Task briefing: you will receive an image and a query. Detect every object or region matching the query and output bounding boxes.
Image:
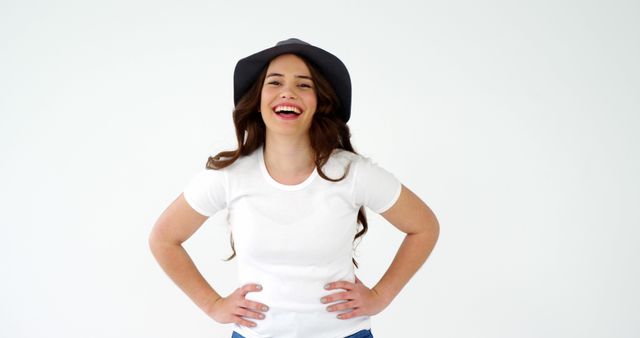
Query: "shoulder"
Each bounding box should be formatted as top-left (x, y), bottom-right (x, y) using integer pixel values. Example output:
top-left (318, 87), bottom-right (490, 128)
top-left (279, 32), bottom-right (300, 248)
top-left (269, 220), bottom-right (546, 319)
top-left (329, 148), bottom-right (359, 163)
top-left (322, 148), bottom-right (390, 183)
top-left (322, 148), bottom-right (360, 177)
top-left (331, 149), bottom-right (388, 172)
top-left (213, 149), bottom-right (260, 173)
top-left (186, 167), bottom-right (227, 189)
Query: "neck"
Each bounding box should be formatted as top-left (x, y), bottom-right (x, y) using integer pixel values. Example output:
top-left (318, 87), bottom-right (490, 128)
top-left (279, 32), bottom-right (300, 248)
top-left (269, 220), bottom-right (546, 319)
top-left (263, 132), bottom-right (315, 176)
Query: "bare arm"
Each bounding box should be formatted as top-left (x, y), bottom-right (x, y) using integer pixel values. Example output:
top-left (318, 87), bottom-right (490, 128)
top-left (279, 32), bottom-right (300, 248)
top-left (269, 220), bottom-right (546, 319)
top-left (323, 184), bottom-right (440, 318)
top-left (149, 193), bottom-right (218, 309)
top-left (373, 184), bottom-right (440, 304)
top-left (149, 193), bottom-right (268, 328)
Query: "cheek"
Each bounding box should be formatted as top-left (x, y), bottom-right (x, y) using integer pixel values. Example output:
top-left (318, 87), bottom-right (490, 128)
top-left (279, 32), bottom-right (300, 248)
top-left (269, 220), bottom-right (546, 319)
top-left (304, 93), bottom-right (318, 110)
top-left (260, 92), bottom-right (270, 111)
top-left (260, 88), bottom-right (280, 109)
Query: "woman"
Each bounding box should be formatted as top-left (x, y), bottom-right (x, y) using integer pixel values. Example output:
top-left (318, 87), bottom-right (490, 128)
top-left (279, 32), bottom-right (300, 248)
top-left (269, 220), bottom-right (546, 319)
top-left (149, 38), bottom-right (440, 338)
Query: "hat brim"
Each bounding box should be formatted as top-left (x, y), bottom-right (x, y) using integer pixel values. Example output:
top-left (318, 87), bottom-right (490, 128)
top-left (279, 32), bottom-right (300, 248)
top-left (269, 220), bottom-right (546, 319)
top-left (233, 41), bottom-right (351, 122)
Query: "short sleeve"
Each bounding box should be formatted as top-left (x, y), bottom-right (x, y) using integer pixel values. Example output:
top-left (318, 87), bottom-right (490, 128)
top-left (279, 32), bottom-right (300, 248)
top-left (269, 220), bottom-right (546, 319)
top-left (352, 156), bottom-right (402, 214)
top-left (183, 169), bottom-right (228, 217)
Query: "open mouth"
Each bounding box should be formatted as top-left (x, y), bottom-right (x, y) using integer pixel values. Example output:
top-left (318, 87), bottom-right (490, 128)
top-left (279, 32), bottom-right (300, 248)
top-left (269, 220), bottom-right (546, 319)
top-left (274, 105), bottom-right (302, 119)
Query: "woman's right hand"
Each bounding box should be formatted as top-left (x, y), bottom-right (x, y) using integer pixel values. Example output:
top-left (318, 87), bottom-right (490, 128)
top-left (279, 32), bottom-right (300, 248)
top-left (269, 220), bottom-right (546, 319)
top-left (204, 284), bottom-right (269, 328)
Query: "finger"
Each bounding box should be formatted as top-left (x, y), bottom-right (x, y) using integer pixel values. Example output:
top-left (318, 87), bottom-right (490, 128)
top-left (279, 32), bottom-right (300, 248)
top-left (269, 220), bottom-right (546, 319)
top-left (234, 316), bottom-right (258, 328)
top-left (324, 281), bottom-right (354, 291)
top-left (337, 309), bottom-right (361, 320)
top-left (234, 308), bottom-right (266, 320)
top-left (239, 284), bottom-right (263, 297)
top-left (321, 291), bottom-right (354, 304)
top-left (242, 299), bottom-right (270, 312)
top-left (326, 300), bottom-right (358, 312)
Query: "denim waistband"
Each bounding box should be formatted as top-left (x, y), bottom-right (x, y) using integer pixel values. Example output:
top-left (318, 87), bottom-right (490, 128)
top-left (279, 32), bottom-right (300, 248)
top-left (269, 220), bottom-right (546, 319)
top-left (231, 328), bottom-right (373, 338)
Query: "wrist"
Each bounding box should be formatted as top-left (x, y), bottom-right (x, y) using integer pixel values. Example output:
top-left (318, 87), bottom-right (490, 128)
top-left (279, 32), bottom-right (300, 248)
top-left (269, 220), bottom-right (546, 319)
top-left (371, 285), bottom-right (395, 308)
top-left (201, 294), bottom-right (223, 315)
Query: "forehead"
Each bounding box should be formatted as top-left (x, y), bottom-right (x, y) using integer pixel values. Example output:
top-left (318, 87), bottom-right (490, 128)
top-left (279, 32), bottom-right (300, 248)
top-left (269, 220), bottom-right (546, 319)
top-left (266, 53), bottom-right (311, 75)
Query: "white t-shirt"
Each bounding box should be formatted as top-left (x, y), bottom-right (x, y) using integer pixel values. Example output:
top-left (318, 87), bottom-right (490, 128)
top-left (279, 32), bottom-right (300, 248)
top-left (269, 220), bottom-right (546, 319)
top-left (183, 145), bottom-right (402, 338)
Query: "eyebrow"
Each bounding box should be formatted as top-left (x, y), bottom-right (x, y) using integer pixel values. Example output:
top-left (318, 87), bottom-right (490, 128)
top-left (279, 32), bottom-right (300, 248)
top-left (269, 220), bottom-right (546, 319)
top-left (266, 72), bottom-right (313, 80)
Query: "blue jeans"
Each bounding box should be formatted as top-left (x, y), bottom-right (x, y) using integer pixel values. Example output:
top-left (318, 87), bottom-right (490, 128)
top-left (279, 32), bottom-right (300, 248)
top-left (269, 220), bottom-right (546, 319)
top-left (231, 329), bottom-right (373, 338)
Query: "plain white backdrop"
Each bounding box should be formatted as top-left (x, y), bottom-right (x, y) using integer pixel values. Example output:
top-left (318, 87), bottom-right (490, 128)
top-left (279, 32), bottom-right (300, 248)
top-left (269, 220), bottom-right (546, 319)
top-left (1, 0), bottom-right (638, 337)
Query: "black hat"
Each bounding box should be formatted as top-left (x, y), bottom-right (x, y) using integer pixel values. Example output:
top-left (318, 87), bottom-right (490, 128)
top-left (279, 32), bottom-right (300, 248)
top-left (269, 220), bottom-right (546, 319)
top-left (233, 38), bottom-right (352, 122)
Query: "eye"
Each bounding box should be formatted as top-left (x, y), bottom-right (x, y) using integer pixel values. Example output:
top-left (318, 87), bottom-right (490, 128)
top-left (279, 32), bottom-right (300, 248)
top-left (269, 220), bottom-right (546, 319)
top-left (267, 80), bottom-right (281, 86)
top-left (299, 83), bottom-right (313, 88)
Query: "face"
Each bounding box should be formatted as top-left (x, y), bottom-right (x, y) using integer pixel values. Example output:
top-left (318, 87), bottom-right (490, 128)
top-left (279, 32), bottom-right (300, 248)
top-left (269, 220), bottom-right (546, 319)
top-left (260, 53), bottom-right (317, 137)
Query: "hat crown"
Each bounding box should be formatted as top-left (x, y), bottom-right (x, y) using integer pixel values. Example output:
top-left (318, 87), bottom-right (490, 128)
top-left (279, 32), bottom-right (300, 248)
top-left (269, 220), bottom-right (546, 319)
top-left (275, 38), bottom-right (310, 47)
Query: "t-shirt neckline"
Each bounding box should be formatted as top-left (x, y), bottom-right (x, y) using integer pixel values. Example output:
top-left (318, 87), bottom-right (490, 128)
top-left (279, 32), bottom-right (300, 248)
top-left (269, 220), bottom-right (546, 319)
top-left (258, 145), bottom-right (318, 191)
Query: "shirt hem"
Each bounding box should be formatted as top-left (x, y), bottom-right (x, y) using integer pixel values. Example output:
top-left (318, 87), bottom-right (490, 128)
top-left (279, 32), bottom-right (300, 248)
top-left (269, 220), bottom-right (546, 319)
top-left (374, 180), bottom-right (402, 214)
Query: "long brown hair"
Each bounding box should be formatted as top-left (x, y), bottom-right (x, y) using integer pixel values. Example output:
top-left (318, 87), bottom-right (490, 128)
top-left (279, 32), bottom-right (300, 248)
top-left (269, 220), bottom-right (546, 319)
top-left (206, 54), bottom-right (369, 268)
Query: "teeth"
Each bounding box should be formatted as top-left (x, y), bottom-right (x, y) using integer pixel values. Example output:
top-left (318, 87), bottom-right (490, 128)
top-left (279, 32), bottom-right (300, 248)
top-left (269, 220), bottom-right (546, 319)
top-left (274, 105), bottom-right (301, 114)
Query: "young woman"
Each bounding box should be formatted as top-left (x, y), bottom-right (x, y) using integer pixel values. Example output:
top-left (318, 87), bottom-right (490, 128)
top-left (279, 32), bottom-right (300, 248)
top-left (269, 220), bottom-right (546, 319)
top-left (149, 38), bottom-right (440, 338)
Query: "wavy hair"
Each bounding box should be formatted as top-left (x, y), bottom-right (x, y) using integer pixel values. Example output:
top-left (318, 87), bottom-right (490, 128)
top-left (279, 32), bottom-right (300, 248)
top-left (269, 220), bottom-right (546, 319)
top-left (206, 54), bottom-right (369, 268)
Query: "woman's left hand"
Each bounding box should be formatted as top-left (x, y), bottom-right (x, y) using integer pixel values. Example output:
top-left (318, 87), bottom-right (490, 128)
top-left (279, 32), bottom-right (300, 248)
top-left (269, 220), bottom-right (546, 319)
top-left (321, 276), bottom-right (389, 319)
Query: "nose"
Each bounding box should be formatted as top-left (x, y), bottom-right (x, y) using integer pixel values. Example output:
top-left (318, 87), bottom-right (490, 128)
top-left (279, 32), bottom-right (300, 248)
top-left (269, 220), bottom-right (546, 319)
top-left (279, 84), bottom-right (297, 99)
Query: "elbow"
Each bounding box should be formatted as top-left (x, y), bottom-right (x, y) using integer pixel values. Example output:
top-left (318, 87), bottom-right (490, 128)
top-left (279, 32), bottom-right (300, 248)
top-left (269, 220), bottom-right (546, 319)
top-left (415, 211), bottom-right (439, 248)
top-left (148, 225), bottom-right (162, 257)
top-left (148, 222), bottom-right (178, 257)
top-left (426, 211), bottom-right (440, 242)
top-left (430, 218), bottom-right (440, 245)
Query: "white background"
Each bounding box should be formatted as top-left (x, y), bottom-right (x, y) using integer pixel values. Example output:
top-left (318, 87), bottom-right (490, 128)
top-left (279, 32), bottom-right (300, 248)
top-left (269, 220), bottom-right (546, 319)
top-left (1, 0), bottom-right (639, 337)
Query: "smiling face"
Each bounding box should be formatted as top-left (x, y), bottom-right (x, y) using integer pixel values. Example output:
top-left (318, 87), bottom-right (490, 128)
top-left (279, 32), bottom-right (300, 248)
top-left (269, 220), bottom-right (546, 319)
top-left (260, 53), bottom-right (317, 137)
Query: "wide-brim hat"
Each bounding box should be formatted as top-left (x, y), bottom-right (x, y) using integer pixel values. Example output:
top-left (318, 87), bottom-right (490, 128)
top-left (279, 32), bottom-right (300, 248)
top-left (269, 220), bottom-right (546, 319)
top-left (233, 38), bottom-right (352, 122)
